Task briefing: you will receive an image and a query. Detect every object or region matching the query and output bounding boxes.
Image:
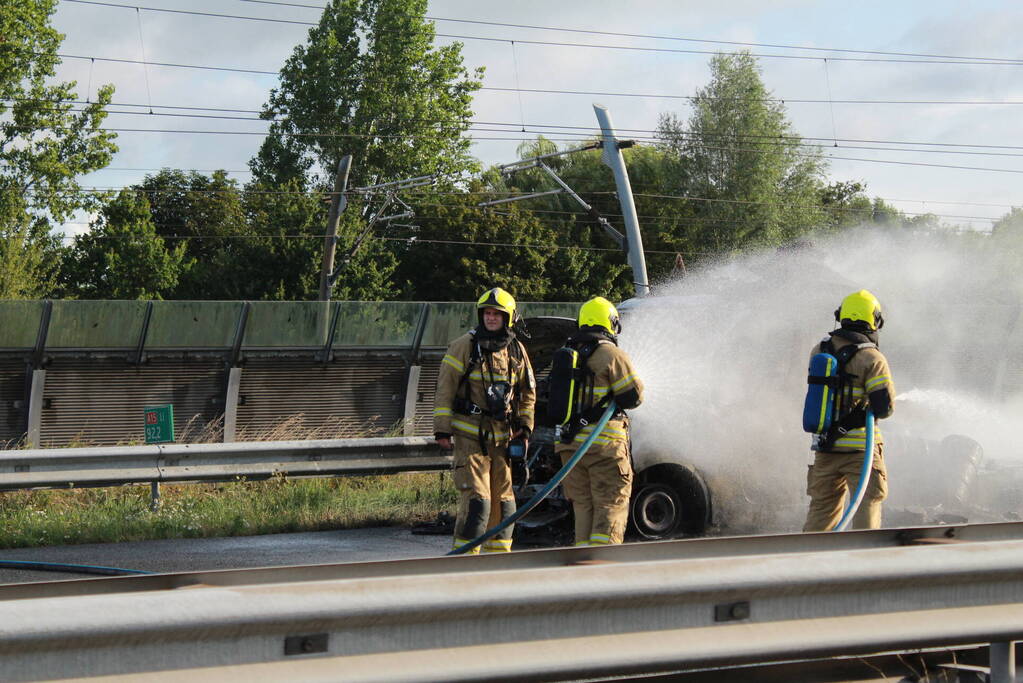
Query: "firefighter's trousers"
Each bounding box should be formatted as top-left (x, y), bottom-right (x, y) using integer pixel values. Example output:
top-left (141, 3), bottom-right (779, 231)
top-left (803, 443), bottom-right (888, 532)
top-left (451, 434), bottom-right (516, 554)
top-left (559, 439), bottom-right (633, 545)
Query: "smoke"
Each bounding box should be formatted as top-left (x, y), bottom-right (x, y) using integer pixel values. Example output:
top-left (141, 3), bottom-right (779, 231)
top-left (620, 227), bottom-right (1023, 533)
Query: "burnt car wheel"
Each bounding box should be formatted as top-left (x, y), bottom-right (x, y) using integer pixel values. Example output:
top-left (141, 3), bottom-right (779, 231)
top-left (630, 482), bottom-right (682, 540)
top-left (628, 462), bottom-right (711, 541)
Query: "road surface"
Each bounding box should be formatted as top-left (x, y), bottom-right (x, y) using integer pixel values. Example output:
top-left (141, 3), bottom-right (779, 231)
top-left (0, 526), bottom-right (452, 584)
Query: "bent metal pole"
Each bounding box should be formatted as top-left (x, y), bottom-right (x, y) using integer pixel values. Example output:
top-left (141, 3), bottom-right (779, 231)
top-left (593, 104), bottom-right (650, 297)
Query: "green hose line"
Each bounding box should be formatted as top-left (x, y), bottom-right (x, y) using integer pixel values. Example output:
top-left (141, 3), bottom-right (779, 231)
top-left (448, 401), bottom-right (619, 556)
top-left (832, 409), bottom-right (875, 532)
top-left (0, 560), bottom-right (152, 576)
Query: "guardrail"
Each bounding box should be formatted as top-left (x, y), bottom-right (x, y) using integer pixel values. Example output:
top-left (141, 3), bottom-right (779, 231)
top-left (0, 522), bottom-right (1021, 681)
top-left (0, 437), bottom-right (449, 492)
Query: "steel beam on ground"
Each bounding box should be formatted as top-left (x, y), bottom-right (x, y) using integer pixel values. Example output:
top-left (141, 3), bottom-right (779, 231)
top-left (1, 524), bottom-right (1023, 681)
top-left (0, 436), bottom-right (449, 490)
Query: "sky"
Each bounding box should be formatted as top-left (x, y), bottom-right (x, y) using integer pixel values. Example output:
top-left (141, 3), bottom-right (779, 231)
top-left (49, 0), bottom-right (1023, 235)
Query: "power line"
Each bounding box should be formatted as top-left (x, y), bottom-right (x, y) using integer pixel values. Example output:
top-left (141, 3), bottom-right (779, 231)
top-left (56, 227), bottom-right (690, 254)
top-left (60, 0), bottom-right (1023, 66)
top-left (23, 83), bottom-right (1023, 158)
top-left (229, 0), bottom-right (1023, 66)
top-left (53, 124), bottom-right (1023, 173)
top-left (38, 186), bottom-right (1011, 225)
top-left (54, 53), bottom-right (1023, 107)
top-left (42, 102), bottom-right (1023, 161)
top-left (25, 92), bottom-right (1023, 158)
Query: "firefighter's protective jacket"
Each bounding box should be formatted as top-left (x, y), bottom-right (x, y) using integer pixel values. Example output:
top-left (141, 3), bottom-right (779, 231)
top-left (808, 335), bottom-right (895, 453)
top-left (434, 332), bottom-right (536, 443)
top-left (561, 340), bottom-right (644, 447)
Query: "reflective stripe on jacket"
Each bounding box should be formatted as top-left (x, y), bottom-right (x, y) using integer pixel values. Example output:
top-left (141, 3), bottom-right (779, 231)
top-left (433, 331), bottom-right (536, 443)
top-left (808, 336), bottom-right (895, 453)
top-left (564, 342), bottom-right (643, 447)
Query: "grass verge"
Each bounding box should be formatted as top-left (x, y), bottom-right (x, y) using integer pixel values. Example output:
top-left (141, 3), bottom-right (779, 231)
top-left (0, 473), bottom-right (456, 550)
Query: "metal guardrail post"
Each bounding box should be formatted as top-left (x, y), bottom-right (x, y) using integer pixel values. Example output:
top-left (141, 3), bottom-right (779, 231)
top-left (133, 301), bottom-right (154, 366)
top-left (221, 303), bottom-right (251, 442)
top-left (24, 300), bottom-right (53, 445)
top-left (990, 640), bottom-right (1016, 683)
top-left (402, 367), bottom-right (422, 437)
top-left (149, 481), bottom-right (161, 511)
top-left (320, 301), bottom-right (342, 365)
top-left (402, 303), bottom-right (430, 436)
top-left (223, 367), bottom-right (242, 443)
top-left (26, 370), bottom-right (45, 448)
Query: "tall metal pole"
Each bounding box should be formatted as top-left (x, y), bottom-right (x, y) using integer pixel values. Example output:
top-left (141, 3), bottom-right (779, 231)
top-left (319, 155), bottom-right (352, 302)
top-left (593, 104), bottom-right (650, 297)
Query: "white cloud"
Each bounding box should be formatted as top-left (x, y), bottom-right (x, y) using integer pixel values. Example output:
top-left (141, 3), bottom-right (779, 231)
top-left (47, 0), bottom-right (1023, 229)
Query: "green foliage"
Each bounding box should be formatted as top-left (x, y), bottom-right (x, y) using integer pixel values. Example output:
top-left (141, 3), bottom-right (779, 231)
top-left (391, 187), bottom-right (553, 301)
top-left (0, 474), bottom-right (455, 549)
top-left (59, 170), bottom-right (399, 301)
top-left (57, 190), bottom-right (189, 299)
top-left (135, 170), bottom-right (250, 299)
top-left (0, 0), bottom-right (117, 298)
top-left (235, 178), bottom-right (325, 300)
top-left (658, 52), bottom-right (827, 255)
top-left (992, 207), bottom-right (1023, 239)
top-left (984, 207), bottom-right (1023, 299)
top-left (492, 138), bottom-right (647, 300)
top-left (252, 0), bottom-right (482, 189)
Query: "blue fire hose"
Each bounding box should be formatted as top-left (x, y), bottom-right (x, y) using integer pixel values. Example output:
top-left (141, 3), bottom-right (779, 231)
top-left (448, 401), bottom-right (618, 556)
top-left (832, 409), bottom-right (874, 532)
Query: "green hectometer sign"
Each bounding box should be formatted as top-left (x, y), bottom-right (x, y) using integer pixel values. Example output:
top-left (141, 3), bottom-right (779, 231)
top-left (144, 404), bottom-right (175, 444)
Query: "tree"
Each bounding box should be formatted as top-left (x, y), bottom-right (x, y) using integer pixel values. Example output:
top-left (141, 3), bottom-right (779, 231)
top-left (136, 170), bottom-right (250, 299)
top-left (1, 0), bottom-right (117, 297)
top-left (58, 190), bottom-right (189, 299)
top-left (251, 0), bottom-right (482, 190)
top-left (390, 186), bottom-right (553, 302)
top-left (658, 52), bottom-right (827, 254)
top-left (492, 138), bottom-right (655, 299)
top-left (240, 179), bottom-right (397, 301)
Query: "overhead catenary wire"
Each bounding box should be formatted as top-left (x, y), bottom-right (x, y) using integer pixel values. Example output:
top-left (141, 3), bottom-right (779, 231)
top-left (37, 105), bottom-right (1023, 161)
top-left (25, 122), bottom-right (1023, 174)
top-left (18, 89), bottom-right (1023, 165)
top-left (32, 185), bottom-right (1020, 224)
top-left (49, 50), bottom-right (1023, 106)
top-left (59, 0), bottom-right (1023, 66)
top-left (18, 173), bottom-right (1021, 211)
top-left (238, 0), bottom-right (1023, 67)
top-left (25, 9), bottom-right (1023, 213)
top-left (18, 110), bottom-right (1023, 172)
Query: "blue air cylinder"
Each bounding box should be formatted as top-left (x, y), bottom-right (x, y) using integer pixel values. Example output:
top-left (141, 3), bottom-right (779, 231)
top-left (803, 352), bottom-right (839, 434)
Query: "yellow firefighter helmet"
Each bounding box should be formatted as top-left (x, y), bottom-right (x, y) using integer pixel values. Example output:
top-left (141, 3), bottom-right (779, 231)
top-left (476, 287), bottom-right (517, 328)
top-left (578, 296), bottom-right (622, 335)
top-left (835, 289), bottom-right (884, 330)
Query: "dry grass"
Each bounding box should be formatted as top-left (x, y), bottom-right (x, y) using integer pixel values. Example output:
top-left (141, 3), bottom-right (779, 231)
top-left (0, 415), bottom-right (452, 548)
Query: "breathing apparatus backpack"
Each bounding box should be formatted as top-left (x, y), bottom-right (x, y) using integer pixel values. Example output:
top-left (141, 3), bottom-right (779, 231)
top-left (802, 336), bottom-right (876, 444)
top-left (547, 341), bottom-right (609, 444)
top-left (451, 336), bottom-right (523, 424)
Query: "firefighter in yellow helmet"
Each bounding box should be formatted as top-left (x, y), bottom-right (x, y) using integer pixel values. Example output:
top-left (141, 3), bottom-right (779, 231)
top-left (433, 288), bottom-right (536, 554)
top-left (556, 296), bottom-right (644, 546)
top-left (804, 290), bottom-right (896, 531)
